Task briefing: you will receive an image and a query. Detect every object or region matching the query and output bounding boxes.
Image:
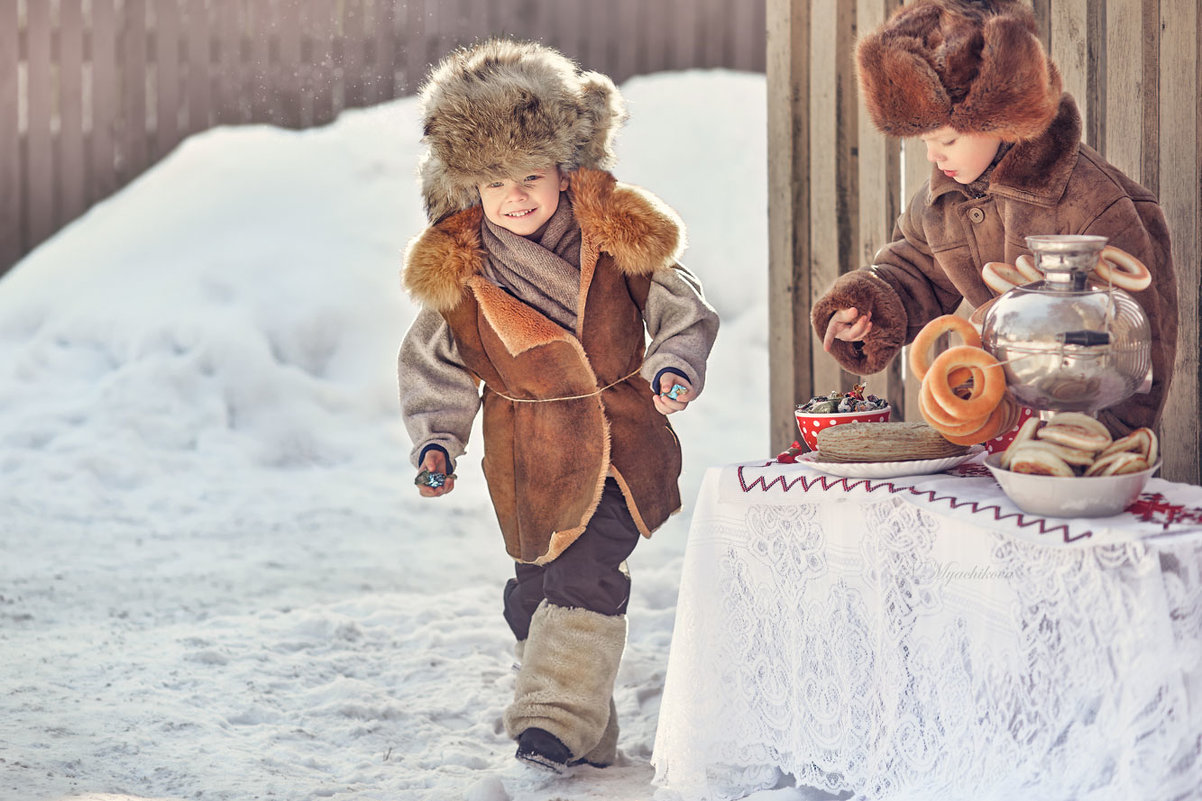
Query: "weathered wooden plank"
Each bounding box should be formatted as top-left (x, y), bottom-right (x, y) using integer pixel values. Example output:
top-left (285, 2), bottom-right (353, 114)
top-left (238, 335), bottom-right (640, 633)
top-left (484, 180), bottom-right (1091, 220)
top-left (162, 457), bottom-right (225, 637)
top-left (371, 0), bottom-right (397, 103)
top-left (212, 0), bottom-right (244, 124)
top-left (642, 0), bottom-right (669, 74)
top-left (186, 0), bottom-right (212, 134)
top-left (856, 0), bottom-right (906, 416)
top-left (342, 0), bottom-right (368, 110)
top-left (808, 0), bottom-right (859, 405)
top-left (711, 0), bottom-right (727, 66)
top-left (186, 0), bottom-right (215, 134)
top-left (247, 0), bottom-right (276, 122)
top-left (1158, 0), bottom-right (1200, 483)
top-left (767, 0), bottom-right (811, 451)
top-left (1104, 0), bottom-right (1144, 178)
top-left (305, 0), bottom-right (335, 126)
top-left (675, 0), bottom-right (700, 68)
top-left (900, 139), bottom-right (931, 423)
top-left (0, 0), bottom-right (18, 269)
top-left (1047, 0), bottom-right (1099, 148)
top-left (155, 0), bottom-right (182, 157)
top-left (1139, 0), bottom-right (1159, 194)
top-left (614, 0), bottom-right (639, 83)
top-left (89, 0), bottom-right (118, 203)
top-left (59, 0), bottom-right (87, 227)
top-left (401, 0), bottom-right (428, 95)
top-left (120, 0), bottom-right (150, 182)
top-left (275, 0), bottom-right (302, 127)
top-left (26, 0), bottom-right (55, 245)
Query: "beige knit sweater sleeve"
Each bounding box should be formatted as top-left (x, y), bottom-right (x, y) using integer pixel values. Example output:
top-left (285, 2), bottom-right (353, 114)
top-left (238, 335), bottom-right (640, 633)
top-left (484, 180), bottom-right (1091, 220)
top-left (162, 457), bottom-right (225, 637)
top-left (398, 307), bottom-right (481, 468)
top-left (640, 263), bottom-right (720, 396)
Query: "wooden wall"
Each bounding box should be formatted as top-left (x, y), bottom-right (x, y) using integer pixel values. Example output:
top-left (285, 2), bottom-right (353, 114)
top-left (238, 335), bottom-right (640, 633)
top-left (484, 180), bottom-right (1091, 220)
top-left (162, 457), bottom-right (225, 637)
top-left (1, 0), bottom-right (767, 278)
top-left (767, 0), bottom-right (1201, 484)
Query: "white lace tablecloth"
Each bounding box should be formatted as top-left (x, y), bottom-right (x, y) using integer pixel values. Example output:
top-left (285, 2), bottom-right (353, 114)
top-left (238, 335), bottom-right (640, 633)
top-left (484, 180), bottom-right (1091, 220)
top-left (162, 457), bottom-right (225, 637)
top-left (651, 459), bottom-right (1202, 801)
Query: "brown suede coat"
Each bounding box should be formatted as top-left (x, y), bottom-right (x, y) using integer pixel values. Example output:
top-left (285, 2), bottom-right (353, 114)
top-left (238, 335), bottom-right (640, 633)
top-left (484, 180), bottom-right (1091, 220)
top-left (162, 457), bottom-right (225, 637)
top-left (813, 95), bottom-right (1178, 436)
top-left (404, 169), bottom-right (685, 565)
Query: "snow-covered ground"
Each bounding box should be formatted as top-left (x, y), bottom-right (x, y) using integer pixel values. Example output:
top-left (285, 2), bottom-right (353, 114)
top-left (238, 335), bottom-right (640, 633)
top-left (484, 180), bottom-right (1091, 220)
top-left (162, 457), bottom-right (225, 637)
top-left (0, 70), bottom-right (788, 801)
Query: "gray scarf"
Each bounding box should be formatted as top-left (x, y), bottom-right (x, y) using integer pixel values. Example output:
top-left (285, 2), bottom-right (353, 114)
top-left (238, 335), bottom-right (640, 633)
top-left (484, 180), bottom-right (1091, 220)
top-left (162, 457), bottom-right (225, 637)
top-left (480, 193), bottom-right (583, 329)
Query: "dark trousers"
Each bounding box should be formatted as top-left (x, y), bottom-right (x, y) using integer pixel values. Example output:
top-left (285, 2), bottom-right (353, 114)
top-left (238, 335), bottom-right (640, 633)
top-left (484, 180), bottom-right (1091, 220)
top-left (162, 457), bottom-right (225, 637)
top-left (502, 478), bottom-right (642, 641)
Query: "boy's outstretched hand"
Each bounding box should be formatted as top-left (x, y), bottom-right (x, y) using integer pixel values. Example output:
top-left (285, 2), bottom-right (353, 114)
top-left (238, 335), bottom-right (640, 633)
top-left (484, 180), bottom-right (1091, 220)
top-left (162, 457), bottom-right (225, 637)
top-left (823, 306), bottom-right (873, 352)
top-left (653, 375), bottom-right (693, 416)
top-left (415, 449), bottom-right (456, 498)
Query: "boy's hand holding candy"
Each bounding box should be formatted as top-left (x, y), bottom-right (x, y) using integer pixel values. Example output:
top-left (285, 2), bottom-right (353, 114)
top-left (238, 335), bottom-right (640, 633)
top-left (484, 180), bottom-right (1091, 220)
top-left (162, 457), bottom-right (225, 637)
top-left (653, 375), bottom-right (693, 416)
top-left (415, 449), bottom-right (456, 498)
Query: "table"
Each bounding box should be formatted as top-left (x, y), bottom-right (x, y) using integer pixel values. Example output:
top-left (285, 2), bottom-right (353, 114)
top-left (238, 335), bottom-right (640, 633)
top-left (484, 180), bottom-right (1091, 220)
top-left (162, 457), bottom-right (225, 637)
top-left (651, 457), bottom-right (1202, 801)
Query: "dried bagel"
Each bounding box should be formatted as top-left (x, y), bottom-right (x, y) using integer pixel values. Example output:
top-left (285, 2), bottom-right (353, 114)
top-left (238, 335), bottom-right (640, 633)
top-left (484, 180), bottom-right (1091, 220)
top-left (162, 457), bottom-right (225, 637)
top-left (1036, 421), bottom-right (1112, 453)
top-left (997, 414), bottom-right (1159, 478)
top-left (1000, 417), bottom-right (1043, 469)
top-left (1044, 412), bottom-right (1112, 441)
top-left (1007, 442), bottom-right (1076, 477)
top-left (1099, 427), bottom-right (1158, 465)
top-left (815, 421), bottom-right (969, 463)
top-left (1084, 451), bottom-right (1149, 477)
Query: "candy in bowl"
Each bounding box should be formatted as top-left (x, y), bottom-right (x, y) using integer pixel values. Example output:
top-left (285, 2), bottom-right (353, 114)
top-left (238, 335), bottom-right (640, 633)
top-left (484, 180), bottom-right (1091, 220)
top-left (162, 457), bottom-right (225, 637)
top-left (795, 385), bottom-right (890, 452)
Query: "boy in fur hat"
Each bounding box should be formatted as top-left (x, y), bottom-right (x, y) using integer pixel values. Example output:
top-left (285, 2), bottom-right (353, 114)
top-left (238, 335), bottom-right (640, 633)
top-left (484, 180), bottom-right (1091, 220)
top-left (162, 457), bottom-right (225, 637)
top-left (398, 39), bottom-right (718, 772)
top-left (815, 0), bottom-right (1177, 436)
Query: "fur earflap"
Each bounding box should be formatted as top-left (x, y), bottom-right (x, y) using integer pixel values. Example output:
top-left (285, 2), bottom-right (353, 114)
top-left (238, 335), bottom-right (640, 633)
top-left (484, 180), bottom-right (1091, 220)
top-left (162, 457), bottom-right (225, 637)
top-left (857, 0), bottom-right (1062, 141)
top-left (418, 38), bottom-right (628, 222)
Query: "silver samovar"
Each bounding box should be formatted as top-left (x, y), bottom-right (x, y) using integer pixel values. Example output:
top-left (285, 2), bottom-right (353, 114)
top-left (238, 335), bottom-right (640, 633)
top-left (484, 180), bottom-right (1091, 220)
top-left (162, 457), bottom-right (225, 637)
top-left (981, 235), bottom-right (1152, 414)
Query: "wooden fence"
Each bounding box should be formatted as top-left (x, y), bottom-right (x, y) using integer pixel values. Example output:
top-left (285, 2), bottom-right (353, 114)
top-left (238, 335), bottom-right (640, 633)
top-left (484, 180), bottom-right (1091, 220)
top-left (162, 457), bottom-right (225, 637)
top-left (767, 0), bottom-right (1201, 484)
top-left (0, 0), bottom-right (766, 277)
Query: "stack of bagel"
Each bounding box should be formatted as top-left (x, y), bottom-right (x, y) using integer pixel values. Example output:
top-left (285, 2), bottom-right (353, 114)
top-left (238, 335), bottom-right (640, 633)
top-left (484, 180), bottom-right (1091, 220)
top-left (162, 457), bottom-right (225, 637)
top-left (1000, 412), bottom-right (1158, 477)
top-left (911, 314), bottom-right (1021, 446)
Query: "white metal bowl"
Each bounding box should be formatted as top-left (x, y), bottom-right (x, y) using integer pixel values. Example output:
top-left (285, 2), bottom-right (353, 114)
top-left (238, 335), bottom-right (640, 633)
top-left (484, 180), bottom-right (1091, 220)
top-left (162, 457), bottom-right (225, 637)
top-left (983, 452), bottom-right (1159, 518)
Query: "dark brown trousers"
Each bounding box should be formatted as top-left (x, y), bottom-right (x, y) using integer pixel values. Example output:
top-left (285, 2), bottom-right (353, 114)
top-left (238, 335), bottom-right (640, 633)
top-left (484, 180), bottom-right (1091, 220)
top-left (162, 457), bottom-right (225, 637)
top-left (502, 478), bottom-right (641, 641)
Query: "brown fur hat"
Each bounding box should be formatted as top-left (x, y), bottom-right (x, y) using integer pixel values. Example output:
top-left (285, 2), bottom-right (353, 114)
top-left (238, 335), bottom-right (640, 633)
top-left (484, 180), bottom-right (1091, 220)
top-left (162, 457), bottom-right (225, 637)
top-left (856, 0), bottom-right (1062, 141)
top-left (417, 38), bottom-right (627, 222)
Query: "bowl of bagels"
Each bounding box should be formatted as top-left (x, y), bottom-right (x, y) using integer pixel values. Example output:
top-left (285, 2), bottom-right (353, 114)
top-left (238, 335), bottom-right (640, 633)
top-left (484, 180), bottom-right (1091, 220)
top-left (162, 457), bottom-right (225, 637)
top-left (983, 412), bottom-right (1160, 518)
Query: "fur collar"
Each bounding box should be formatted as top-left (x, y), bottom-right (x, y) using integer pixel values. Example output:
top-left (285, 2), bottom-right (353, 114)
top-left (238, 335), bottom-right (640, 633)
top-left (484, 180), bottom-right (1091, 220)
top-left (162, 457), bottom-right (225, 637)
top-left (929, 94), bottom-right (1082, 207)
top-left (402, 168), bottom-right (685, 312)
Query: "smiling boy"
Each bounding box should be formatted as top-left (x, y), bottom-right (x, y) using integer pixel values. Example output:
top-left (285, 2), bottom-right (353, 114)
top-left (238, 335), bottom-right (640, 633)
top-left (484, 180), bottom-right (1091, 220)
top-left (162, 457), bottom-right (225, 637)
top-left (477, 169), bottom-right (570, 236)
top-left (815, 0), bottom-right (1177, 437)
top-left (397, 39), bottom-right (718, 772)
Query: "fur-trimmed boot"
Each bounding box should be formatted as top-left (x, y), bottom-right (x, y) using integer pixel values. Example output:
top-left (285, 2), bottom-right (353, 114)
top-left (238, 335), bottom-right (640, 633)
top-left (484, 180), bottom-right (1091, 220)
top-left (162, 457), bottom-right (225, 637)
top-left (504, 602), bottom-right (626, 770)
top-left (513, 638), bottom-right (619, 767)
top-left (570, 696), bottom-right (618, 767)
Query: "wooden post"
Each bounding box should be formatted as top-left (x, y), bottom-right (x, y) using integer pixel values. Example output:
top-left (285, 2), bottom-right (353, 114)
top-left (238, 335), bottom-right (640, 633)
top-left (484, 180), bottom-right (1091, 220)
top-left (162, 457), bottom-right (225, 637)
top-left (59, 0), bottom-right (87, 226)
top-left (808, 1), bottom-right (858, 409)
top-left (766, 0), bottom-right (811, 452)
top-left (90, 0), bottom-right (118, 202)
top-left (120, 0), bottom-right (150, 183)
top-left (185, 0), bottom-right (212, 135)
top-left (1158, 0), bottom-right (1201, 483)
top-left (857, 0), bottom-right (905, 417)
top-left (1047, 0), bottom-right (1101, 148)
top-left (26, 0), bottom-right (54, 246)
top-left (155, 0), bottom-right (183, 158)
top-left (0, 0), bottom-right (17, 266)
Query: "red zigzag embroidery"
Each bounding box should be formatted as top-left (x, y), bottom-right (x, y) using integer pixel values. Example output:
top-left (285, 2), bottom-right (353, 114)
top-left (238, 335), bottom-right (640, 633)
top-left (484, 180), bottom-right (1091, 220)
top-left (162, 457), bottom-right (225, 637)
top-left (736, 464), bottom-right (1091, 543)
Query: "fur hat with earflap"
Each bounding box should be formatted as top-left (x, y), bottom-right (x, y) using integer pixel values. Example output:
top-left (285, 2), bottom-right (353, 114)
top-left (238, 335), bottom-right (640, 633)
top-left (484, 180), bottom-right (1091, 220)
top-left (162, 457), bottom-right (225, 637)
top-left (856, 0), bottom-right (1063, 141)
top-left (416, 38), bottom-right (628, 222)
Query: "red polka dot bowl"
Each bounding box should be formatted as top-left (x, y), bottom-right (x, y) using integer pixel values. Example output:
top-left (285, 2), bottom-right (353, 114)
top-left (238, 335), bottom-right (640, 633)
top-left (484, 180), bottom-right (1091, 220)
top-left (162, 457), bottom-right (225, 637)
top-left (795, 405), bottom-right (892, 452)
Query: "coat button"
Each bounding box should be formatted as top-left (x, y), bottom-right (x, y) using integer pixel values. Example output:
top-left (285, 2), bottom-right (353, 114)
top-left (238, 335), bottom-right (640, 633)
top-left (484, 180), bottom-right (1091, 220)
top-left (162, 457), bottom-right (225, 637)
top-left (968, 208), bottom-right (986, 223)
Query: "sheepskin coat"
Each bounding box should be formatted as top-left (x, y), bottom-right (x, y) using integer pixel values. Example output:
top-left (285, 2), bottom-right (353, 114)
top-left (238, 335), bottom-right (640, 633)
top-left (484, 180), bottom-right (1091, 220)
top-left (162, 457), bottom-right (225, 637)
top-left (812, 95), bottom-right (1178, 436)
top-left (402, 168), bottom-right (714, 565)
